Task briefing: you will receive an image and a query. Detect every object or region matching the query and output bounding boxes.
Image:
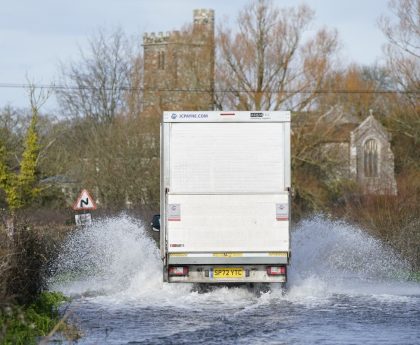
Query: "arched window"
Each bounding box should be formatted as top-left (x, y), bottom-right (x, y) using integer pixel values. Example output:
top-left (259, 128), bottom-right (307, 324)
top-left (364, 139), bottom-right (378, 177)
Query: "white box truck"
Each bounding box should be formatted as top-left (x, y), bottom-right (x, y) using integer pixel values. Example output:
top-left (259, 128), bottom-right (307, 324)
top-left (160, 111), bottom-right (291, 286)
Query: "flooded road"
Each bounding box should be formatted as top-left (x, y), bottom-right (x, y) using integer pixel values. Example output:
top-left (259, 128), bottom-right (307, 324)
top-left (49, 216), bottom-right (420, 345)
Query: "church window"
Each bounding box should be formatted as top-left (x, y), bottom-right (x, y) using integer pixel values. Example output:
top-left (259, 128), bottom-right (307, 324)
top-left (364, 139), bottom-right (378, 177)
top-left (158, 51), bottom-right (165, 70)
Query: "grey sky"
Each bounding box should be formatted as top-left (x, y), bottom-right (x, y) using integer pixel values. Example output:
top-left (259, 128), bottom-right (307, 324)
top-left (0, 0), bottom-right (391, 110)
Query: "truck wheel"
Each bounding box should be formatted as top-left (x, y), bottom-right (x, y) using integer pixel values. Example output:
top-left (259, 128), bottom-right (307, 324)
top-left (191, 283), bottom-right (213, 294)
top-left (270, 282), bottom-right (287, 295)
top-left (249, 283), bottom-right (271, 296)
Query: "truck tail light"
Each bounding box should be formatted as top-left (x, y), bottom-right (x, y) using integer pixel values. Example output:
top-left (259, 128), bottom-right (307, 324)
top-left (168, 266), bottom-right (189, 276)
top-left (267, 266), bottom-right (286, 275)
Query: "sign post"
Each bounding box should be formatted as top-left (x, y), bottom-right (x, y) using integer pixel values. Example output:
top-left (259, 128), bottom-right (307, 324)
top-left (73, 189), bottom-right (97, 226)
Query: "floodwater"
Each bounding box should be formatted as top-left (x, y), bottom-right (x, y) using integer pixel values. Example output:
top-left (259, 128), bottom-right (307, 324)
top-left (49, 216), bottom-right (420, 345)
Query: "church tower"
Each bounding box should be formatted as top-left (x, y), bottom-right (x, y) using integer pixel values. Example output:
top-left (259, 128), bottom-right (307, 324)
top-left (142, 9), bottom-right (215, 116)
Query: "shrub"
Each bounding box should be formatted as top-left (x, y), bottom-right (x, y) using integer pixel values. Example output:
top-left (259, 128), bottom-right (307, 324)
top-left (343, 168), bottom-right (420, 271)
top-left (0, 292), bottom-right (68, 345)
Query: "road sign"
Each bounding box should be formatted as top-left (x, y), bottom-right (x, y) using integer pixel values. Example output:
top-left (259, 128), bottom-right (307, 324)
top-left (73, 189), bottom-right (97, 211)
top-left (75, 213), bottom-right (92, 226)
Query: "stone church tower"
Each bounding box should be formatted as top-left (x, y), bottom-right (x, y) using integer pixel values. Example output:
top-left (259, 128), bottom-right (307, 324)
top-left (142, 9), bottom-right (215, 116)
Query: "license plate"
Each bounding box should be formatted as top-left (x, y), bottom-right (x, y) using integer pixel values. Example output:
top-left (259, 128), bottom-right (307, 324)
top-left (213, 267), bottom-right (244, 279)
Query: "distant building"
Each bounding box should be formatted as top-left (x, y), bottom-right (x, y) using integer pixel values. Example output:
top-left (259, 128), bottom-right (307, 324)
top-left (303, 108), bottom-right (398, 195)
top-left (350, 113), bottom-right (397, 195)
top-left (142, 9), bottom-right (215, 116)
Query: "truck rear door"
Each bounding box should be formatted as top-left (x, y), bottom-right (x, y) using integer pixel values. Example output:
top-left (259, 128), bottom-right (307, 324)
top-left (161, 112), bottom-right (291, 257)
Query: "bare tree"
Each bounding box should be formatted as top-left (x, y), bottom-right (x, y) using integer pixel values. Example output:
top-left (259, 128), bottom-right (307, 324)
top-left (52, 29), bottom-right (161, 210)
top-left (57, 28), bottom-right (137, 123)
top-left (380, 0), bottom-right (419, 58)
top-left (315, 64), bottom-right (389, 118)
top-left (379, 0), bottom-right (419, 99)
top-left (216, 0), bottom-right (339, 111)
top-left (0, 106), bottom-right (27, 170)
top-left (379, 0), bottom-right (419, 168)
top-left (126, 52), bottom-right (144, 117)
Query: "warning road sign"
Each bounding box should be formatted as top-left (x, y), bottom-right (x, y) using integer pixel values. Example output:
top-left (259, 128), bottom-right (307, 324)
top-left (73, 189), bottom-right (97, 211)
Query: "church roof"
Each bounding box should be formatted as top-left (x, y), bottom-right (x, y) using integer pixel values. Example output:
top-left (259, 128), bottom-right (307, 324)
top-left (292, 108), bottom-right (390, 144)
top-left (323, 123), bottom-right (359, 143)
top-left (352, 114), bottom-right (391, 141)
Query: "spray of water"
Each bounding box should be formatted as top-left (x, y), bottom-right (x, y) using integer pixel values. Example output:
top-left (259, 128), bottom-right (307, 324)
top-left (49, 214), bottom-right (419, 306)
top-left (287, 216), bottom-right (419, 299)
top-left (50, 215), bottom-right (162, 298)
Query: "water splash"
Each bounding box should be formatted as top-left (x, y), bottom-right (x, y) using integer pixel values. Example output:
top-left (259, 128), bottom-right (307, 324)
top-left (49, 215), bottom-right (418, 305)
top-left (49, 215), bottom-right (162, 298)
top-left (286, 216), bottom-right (417, 300)
top-left (291, 216), bottom-right (408, 280)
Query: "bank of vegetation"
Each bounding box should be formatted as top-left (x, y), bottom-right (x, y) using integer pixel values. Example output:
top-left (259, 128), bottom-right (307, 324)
top-left (0, 92), bottom-right (76, 342)
top-left (0, 291), bottom-right (75, 345)
top-left (0, 0), bottom-right (419, 342)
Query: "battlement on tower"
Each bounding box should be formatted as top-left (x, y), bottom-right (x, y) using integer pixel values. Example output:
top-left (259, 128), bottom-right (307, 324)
top-left (143, 31), bottom-right (180, 45)
top-left (143, 9), bottom-right (214, 45)
top-left (193, 9), bottom-right (215, 25)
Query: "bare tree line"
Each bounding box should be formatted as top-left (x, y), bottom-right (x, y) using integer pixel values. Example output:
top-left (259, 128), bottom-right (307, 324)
top-left (0, 0), bottom-right (418, 214)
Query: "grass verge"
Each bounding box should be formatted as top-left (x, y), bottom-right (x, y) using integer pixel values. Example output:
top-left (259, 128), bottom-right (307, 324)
top-left (0, 291), bottom-right (78, 345)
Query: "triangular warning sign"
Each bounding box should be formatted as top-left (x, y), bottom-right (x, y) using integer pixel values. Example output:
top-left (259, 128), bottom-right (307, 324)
top-left (73, 189), bottom-right (97, 211)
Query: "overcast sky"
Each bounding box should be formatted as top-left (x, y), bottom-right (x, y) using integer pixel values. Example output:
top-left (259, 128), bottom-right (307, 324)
top-left (0, 0), bottom-right (391, 110)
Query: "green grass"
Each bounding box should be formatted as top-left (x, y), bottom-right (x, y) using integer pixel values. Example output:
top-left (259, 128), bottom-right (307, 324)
top-left (0, 292), bottom-right (69, 345)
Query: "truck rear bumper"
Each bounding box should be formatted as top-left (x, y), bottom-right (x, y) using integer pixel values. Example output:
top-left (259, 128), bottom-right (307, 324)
top-left (168, 252), bottom-right (289, 265)
top-left (167, 265), bottom-right (287, 283)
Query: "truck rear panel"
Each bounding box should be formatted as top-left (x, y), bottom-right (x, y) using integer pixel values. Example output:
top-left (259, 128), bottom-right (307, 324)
top-left (161, 111), bottom-right (291, 283)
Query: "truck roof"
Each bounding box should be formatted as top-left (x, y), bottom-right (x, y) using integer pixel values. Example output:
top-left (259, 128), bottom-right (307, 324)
top-left (163, 111), bottom-right (290, 123)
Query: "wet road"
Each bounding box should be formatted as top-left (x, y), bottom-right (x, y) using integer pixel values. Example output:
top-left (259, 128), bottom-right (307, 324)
top-left (49, 216), bottom-right (420, 345)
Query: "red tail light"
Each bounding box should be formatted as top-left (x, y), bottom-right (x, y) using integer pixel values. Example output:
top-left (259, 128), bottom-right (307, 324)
top-left (168, 266), bottom-right (189, 276)
top-left (267, 266), bottom-right (286, 275)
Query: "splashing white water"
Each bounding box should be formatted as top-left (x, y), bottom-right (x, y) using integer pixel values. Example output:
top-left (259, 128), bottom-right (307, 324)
top-left (287, 216), bottom-right (419, 300)
top-left (49, 215), bottom-right (419, 306)
top-left (50, 215), bottom-right (162, 297)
